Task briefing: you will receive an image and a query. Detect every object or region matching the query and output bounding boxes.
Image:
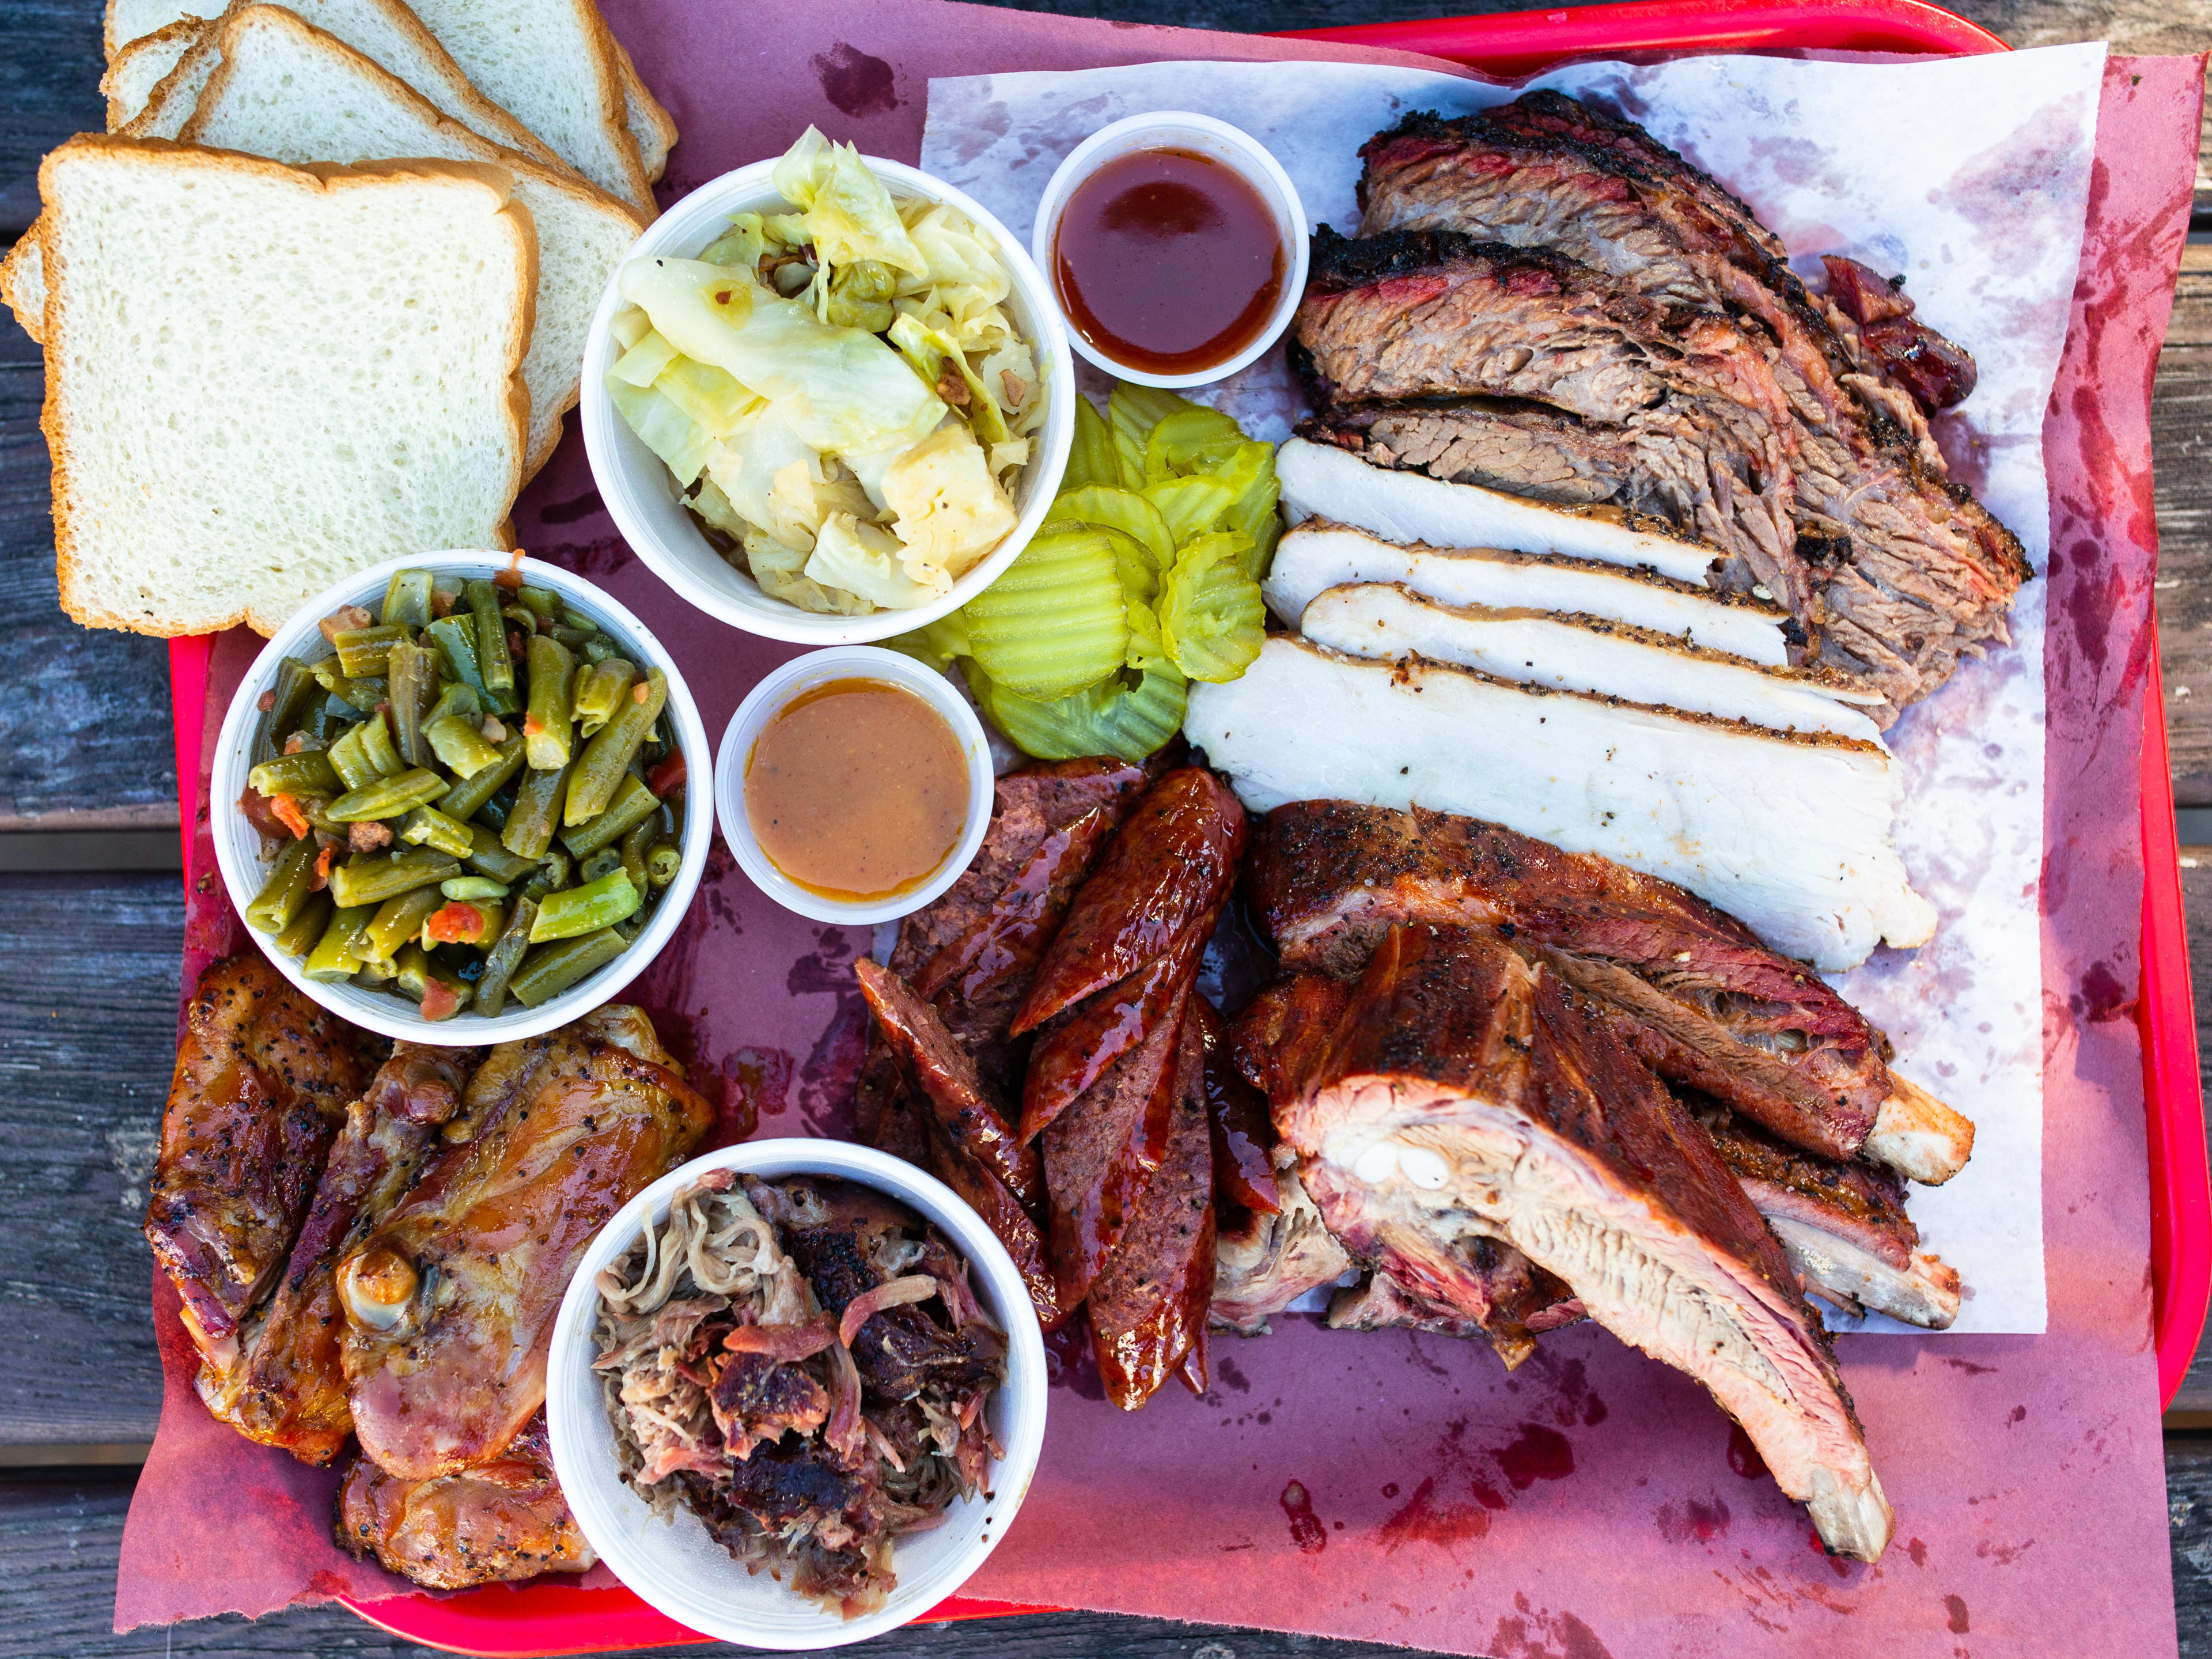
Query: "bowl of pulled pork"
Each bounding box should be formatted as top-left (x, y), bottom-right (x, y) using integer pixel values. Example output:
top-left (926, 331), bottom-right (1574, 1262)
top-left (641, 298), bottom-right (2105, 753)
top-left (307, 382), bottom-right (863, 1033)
top-left (545, 1138), bottom-right (1046, 1647)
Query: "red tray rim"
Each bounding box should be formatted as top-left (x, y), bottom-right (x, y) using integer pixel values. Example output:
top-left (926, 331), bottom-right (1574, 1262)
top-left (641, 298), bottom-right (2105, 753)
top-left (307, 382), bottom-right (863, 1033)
top-left (155, 1), bottom-right (2209, 1649)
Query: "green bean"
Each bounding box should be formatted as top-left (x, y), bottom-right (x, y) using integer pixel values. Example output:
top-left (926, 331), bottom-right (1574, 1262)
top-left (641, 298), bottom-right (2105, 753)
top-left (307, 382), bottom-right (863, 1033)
top-left (530, 869), bottom-right (640, 942)
top-left (434, 899), bottom-right (503, 946)
top-left (425, 680), bottom-right (482, 728)
top-left (539, 846), bottom-right (574, 889)
top-left (618, 816), bottom-right (657, 898)
top-left (384, 567), bottom-right (435, 630)
top-left (328, 847), bottom-right (461, 909)
top-left (272, 889), bottom-right (333, 960)
top-left (253, 658), bottom-right (323, 765)
top-left (464, 824), bottom-right (536, 882)
top-left (473, 897), bottom-right (539, 1016)
top-left (400, 805), bottom-right (475, 858)
top-left (357, 710), bottom-right (403, 777)
top-left (523, 635), bottom-right (576, 770)
top-left (425, 614), bottom-right (514, 715)
top-left (333, 624), bottom-right (407, 679)
top-left (441, 875), bottom-right (509, 901)
top-left (465, 580), bottom-right (516, 698)
top-left (501, 760), bottom-right (573, 861)
top-left (363, 886), bottom-right (445, 960)
top-left (580, 634), bottom-right (621, 664)
top-left (300, 698), bottom-right (346, 744)
top-left (435, 733), bottom-right (525, 823)
top-left (351, 957), bottom-right (397, 987)
top-left (302, 902), bottom-right (377, 982)
top-left (394, 944), bottom-right (474, 1019)
top-left (387, 642), bottom-right (439, 768)
top-left (427, 714), bottom-right (504, 778)
top-left (646, 843), bottom-right (683, 888)
top-left (518, 587), bottom-right (560, 621)
top-left (245, 836), bottom-right (320, 933)
top-left (559, 772), bottom-right (660, 858)
top-left (579, 847), bottom-right (623, 884)
top-left (311, 659), bottom-right (388, 711)
top-left (571, 658), bottom-right (636, 734)
top-left (565, 670), bottom-right (667, 828)
top-left (508, 927), bottom-right (628, 1007)
top-left (327, 768), bottom-right (448, 823)
top-left (501, 604), bottom-right (539, 639)
top-left (249, 751), bottom-right (343, 800)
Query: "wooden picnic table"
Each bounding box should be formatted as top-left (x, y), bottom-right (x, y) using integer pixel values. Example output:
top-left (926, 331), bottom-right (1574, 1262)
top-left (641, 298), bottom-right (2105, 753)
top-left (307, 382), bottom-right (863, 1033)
top-left (2, 1), bottom-right (2209, 1653)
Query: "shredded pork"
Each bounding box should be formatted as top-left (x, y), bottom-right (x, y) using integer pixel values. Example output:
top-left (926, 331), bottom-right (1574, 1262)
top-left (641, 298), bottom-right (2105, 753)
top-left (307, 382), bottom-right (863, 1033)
top-left (594, 1172), bottom-right (1005, 1617)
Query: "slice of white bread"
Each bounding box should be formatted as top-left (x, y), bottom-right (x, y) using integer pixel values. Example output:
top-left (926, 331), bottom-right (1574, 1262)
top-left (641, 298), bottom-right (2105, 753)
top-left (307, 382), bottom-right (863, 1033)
top-left (606, 33), bottom-right (673, 184)
top-left (40, 137), bottom-right (533, 635)
top-left (103, 18), bottom-right (202, 128)
top-left (104, 0), bottom-right (222, 58)
top-left (126, 0), bottom-right (565, 169)
top-left (398, 0), bottom-right (652, 213)
top-left (109, 0), bottom-right (673, 184)
top-left (184, 5), bottom-right (643, 474)
top-left (1, 235), bottom-right (46, 344)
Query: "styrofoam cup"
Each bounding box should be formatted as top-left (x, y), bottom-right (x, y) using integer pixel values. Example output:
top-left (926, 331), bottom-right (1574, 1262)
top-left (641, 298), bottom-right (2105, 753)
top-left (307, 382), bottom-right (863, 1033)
top-left (544, 1138), bottom-right (1048, 1650)
top-left (715, 647), bottom-right (995, 926)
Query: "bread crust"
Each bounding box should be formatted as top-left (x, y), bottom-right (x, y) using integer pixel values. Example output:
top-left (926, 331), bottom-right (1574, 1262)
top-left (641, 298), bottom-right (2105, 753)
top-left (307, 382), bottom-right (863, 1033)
top-left (186, 3), bottom-right (645, 475)
top-left (0, 234), bottom-right (42, 346)
top-left (101, 18), bottom-right (205, 129)
top-left (128, 0), bottom-right (571, 175)
top-left (39, 135), bottom-right (535, 636)
top-left (606, 31), bottom-right (677, 185)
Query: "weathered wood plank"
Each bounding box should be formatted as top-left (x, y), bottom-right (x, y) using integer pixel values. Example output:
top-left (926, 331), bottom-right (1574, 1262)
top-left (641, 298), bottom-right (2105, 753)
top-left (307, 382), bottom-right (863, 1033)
top-left (0, 3), bottom-right (101, 240)
top-left (0, 873), bottom-right (178, 1444)
top-left (0, 1467), bottom-right (1414, 1659)
top-left (2161, 243), bottom-right (2212, 803)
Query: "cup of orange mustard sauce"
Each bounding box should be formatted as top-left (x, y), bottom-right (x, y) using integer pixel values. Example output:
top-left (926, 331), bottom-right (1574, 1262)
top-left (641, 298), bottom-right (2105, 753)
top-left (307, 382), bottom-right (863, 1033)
top-left (715, 647), bottom-right (997, 925)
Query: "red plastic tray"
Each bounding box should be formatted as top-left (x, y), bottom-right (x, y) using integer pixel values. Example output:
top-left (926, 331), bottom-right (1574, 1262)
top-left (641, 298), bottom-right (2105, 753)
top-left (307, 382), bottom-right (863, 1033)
top-left (157, 1), bottom-right (2208, 1649)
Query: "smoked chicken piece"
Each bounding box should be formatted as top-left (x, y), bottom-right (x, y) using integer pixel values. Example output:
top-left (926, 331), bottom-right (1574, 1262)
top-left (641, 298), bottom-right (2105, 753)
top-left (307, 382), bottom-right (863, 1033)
top-left (1270, 922), bottom-right (1892, 1562)
top-left (1210, 1164), bottom-right (1353, 1336)
top-left (1244, 799), bottom-right (1972, 1183)
top-left (1089, 1013), bottom-right (1217, 1408)
top-left (198, 1044), bottom-right (474, 1464)
top-left (340, 1007), bottom-right (713, 1480)
top-left (1689, 1097), bottom-right (1961, 1329)
top-left (146, 954), bottom-right (384, 1369)
top-left (1013, 767), bottom-right (1247, 1035)
top-left (338, 1412), bottom-right (594, 1589)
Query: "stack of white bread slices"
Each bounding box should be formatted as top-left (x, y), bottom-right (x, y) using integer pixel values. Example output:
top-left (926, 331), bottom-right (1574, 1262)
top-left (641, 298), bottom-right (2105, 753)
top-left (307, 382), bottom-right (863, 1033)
top-left (2, 0), bottom-right (667, 637)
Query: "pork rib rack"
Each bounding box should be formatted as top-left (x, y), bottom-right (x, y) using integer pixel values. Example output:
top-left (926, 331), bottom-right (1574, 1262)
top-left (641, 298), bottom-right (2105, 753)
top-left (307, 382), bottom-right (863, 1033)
top-left (1247, 799), bottom-right (1972, 1187)
top-left (1259, 921), bottom-right (1895, 1562)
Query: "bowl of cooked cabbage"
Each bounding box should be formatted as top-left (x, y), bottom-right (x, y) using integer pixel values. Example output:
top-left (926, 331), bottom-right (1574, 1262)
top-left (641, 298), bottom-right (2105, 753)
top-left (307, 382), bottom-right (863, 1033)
top-left (581, 130), bottom-right (1075, 643)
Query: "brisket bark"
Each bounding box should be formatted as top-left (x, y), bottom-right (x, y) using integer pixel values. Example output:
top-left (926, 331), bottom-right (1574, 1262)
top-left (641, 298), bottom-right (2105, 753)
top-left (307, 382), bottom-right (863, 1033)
top-left (1293, 226), bottom-right (1809, 616)
top-left (1346, 97), bottom-right (2027, 721)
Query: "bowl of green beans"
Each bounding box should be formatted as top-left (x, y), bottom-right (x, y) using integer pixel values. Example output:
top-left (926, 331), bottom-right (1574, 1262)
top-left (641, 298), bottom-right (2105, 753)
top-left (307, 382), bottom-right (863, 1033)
top-left (211, 551), bottom-right (713, 1043)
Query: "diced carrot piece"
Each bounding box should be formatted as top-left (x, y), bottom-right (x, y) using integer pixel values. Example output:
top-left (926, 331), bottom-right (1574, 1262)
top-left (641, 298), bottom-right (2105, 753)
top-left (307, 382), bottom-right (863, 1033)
top-left (270, 794), bottom-right (312, 839)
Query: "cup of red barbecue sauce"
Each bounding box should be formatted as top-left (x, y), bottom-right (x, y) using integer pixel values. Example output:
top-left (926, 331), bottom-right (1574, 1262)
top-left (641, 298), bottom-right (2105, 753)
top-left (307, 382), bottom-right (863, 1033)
top-left (1032, 112), bottom-right (1308, 389)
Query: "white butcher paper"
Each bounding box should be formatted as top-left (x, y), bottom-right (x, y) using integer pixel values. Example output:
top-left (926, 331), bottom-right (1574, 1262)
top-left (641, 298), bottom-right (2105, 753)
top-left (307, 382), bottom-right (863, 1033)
top-left (924, 43), bottom-right (2108, 1335)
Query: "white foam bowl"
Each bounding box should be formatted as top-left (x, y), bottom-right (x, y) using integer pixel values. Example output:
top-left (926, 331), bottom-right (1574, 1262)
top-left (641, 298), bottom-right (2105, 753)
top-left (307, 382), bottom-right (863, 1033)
top-left (581, 157), bottom-right (1077, 645)
top-left (1030, 111), bottom-right (1309, 389)
top-left (715, 647), bottom-right (995, 927)
top-left (210, 551), bottom-right (713, 1045)
top-left (546, 1138), bottom-right (1048, 1650)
